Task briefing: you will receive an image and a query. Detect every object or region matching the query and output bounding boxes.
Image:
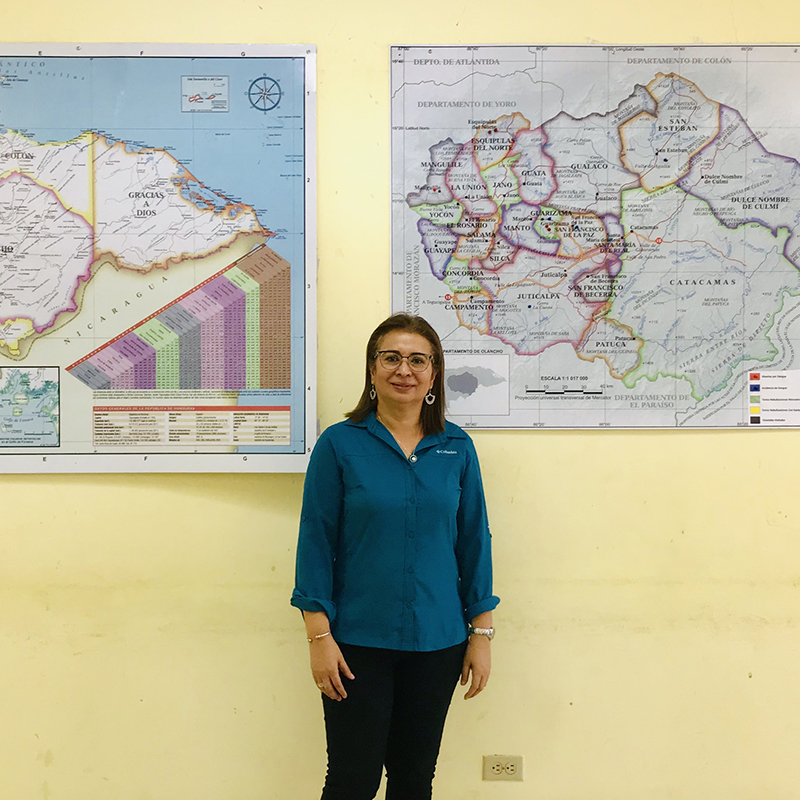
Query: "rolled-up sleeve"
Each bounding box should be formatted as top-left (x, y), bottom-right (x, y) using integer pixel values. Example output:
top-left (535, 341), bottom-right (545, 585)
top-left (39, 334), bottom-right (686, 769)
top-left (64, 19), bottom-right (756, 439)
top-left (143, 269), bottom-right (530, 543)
top-left (455, 437), bottom-right (500, 621)
top-left (290, 430), bottom-right (343, 623)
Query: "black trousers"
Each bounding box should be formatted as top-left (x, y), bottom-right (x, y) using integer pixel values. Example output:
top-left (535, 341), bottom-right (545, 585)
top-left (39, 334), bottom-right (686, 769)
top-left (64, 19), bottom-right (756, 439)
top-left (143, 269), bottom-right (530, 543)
top-left (319, 640), bottom-right (467, 800)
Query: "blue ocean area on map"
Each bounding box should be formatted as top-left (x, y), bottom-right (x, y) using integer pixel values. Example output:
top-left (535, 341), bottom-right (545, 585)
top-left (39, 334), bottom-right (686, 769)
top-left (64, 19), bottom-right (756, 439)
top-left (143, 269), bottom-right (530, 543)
top-left (0, 56), bottom-right (306, 268)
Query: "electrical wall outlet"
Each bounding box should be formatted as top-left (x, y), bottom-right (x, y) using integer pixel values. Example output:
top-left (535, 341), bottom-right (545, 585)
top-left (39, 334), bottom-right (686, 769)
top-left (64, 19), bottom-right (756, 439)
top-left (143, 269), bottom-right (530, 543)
top-left (483, 754), bottom-right (523, 781)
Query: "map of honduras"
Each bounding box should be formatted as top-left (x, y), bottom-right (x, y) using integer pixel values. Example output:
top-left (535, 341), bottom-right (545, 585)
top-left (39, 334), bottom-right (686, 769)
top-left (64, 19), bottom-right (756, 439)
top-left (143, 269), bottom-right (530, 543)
top-left (407, 71), bottom-right (800, 404)
top-left (0, 128), bottom-right (268, 358)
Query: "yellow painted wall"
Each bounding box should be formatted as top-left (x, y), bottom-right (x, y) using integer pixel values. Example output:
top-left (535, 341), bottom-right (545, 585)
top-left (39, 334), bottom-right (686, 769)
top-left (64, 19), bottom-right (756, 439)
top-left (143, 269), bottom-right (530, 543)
top-left (4, 2), bottom-right (800, 798)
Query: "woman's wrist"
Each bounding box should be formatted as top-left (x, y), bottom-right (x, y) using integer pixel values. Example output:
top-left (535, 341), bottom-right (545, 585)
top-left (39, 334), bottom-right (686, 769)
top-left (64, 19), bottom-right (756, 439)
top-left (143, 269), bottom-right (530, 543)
top-left (302, 610), bottom-right (332, 641)
top-left (469, 611), bottom-right (494, 641)
top-left (468, 625), bottom-right (494, 641)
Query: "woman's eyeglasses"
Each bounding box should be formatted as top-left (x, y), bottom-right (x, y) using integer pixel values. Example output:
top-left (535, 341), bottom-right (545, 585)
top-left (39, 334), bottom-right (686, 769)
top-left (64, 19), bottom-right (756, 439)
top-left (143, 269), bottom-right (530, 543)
top-left (375, 350), bottom-right (434, 372)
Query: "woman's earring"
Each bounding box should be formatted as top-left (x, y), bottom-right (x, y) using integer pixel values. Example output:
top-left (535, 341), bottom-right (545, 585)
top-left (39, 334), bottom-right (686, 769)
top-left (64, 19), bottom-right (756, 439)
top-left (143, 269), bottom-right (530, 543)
top-left (424, 391), bottom-right (435, 406)
top-left (370, 385), bottom-right (377, 401)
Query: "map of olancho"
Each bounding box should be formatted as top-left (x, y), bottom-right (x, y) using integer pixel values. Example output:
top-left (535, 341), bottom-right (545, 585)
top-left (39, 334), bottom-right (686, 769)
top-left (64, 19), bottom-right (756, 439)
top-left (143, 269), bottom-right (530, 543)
top-left (0, 45), bottom-right (313, 470)
top-left (392, 45), bottom-right (800, 428)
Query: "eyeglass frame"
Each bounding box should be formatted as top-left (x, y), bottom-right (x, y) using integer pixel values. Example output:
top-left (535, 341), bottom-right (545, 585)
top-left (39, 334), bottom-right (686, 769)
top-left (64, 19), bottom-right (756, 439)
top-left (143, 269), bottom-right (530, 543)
top-left (374, 349), bottom-right (435, 372)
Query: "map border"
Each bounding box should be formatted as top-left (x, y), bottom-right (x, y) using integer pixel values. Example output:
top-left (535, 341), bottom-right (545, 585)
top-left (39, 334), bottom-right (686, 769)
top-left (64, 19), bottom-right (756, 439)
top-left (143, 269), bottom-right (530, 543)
top-left (0, 42), bottom-right (316, 472)
top-left (390, 43), bottom-right (800, 430)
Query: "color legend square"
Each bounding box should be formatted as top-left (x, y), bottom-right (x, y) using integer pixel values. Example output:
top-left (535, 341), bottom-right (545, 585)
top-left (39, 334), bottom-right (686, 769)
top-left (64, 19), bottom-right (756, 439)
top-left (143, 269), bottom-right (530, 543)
top-left (746, 370), bottom-right (800, 426)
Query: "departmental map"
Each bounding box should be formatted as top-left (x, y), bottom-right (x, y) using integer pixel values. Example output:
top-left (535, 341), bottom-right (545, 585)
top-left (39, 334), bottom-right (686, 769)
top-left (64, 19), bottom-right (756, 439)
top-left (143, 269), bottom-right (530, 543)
top-left (391, 45), bottom-right (800, 428)
top-left (0, 44), bottom-right (315, 471)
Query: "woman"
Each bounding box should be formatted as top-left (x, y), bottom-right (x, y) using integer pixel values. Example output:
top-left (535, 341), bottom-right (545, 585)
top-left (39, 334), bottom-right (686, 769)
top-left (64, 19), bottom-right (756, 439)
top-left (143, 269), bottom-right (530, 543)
top-left (291, 313), bottom-right (499, 800)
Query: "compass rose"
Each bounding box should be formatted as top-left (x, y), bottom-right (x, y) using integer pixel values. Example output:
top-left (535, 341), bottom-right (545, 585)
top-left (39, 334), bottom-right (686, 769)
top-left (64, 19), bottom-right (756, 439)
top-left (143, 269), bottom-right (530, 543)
top-left (247, 76), bottom-right (282, 112)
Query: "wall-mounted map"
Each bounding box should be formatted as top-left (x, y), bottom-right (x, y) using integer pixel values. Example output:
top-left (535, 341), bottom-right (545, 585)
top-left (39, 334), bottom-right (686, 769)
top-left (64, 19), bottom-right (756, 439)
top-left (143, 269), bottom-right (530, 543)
top-left (0, 43), bottom-right (315, 470)
top-left (392, 45), bottom-right (800, 428)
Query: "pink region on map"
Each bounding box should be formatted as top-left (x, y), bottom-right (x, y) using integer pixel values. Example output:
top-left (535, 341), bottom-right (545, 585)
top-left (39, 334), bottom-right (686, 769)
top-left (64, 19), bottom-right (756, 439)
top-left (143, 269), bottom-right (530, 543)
top-left (112, 335), bottom-right (156, 389)
top-left (178, 291), bottom-right (221, 324)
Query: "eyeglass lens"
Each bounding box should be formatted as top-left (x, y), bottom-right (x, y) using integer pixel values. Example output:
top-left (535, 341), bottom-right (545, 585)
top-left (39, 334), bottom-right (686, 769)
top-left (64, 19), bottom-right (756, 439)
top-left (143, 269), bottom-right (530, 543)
top-left (378, 351), bottom-right (431, 371)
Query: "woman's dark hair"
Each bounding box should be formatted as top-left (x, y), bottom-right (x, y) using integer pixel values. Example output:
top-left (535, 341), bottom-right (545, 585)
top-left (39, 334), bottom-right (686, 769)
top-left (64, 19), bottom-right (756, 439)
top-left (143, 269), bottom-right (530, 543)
top-left (346, 313), bottom-right (446, 435)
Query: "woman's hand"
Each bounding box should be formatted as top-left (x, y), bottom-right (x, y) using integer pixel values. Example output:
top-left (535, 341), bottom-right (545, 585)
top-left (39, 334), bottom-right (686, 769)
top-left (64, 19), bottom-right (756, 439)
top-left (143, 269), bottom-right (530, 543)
top-left (309, 636), bottom-right (355, 701)
top-left (461, 634), bottom-right (491, 699)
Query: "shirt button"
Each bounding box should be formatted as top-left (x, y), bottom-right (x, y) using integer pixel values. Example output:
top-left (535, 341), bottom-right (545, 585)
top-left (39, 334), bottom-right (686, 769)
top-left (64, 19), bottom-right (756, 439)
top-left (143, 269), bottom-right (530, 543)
top-left (409, 454), bottom-right (418, 463)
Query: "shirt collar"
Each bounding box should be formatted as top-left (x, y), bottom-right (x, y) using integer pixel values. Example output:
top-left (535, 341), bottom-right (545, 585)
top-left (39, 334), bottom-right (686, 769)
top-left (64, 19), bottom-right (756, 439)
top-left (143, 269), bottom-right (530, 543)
top-left (349, 411), bottom-right (466, 450)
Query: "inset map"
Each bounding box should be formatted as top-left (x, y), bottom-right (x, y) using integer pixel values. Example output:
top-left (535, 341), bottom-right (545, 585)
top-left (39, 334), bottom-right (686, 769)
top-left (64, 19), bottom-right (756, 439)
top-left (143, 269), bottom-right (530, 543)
top-left (445, 354), bottom-right (509, 416)
top-left (181, 76), bottom-right (229, 112)
top-left (0, 367), bottom-right (60, 447)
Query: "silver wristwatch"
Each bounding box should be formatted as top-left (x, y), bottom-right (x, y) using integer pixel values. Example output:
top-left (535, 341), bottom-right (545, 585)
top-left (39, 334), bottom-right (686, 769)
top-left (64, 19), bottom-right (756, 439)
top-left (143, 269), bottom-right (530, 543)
top-left (468, 625), bottom-right (495, 640)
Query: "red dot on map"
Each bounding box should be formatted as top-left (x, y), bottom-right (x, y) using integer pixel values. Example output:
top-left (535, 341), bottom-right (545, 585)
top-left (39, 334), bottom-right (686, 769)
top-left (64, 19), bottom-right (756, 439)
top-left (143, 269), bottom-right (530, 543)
top-left (656, 237), bottom-right (663, 244)
top-left (445, 294), bottom-right (451, 300)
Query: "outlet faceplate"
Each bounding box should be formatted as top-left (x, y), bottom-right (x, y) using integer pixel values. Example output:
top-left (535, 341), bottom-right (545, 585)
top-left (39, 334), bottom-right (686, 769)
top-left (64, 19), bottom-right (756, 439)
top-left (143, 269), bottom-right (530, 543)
top-left (483, 754), bottom-right (523, 781)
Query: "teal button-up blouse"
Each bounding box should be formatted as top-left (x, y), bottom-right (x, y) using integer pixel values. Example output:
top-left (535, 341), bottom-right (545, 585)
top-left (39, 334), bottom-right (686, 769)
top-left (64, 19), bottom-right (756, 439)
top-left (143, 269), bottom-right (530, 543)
top-left (291, 412), bottom-right (499, 651)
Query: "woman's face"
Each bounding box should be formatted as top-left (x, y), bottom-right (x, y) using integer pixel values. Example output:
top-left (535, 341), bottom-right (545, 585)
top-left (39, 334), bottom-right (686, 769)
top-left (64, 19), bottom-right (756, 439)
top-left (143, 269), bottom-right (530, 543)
top-left (370, 330), bottom-right (436, 412)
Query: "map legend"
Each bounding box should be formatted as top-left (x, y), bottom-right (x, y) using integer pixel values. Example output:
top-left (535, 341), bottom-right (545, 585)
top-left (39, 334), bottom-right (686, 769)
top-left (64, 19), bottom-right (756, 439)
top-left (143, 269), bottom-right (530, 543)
top-left (67, 244), bottom-right (291, 392)
top-left (746, 371), bottom-right (800, 426)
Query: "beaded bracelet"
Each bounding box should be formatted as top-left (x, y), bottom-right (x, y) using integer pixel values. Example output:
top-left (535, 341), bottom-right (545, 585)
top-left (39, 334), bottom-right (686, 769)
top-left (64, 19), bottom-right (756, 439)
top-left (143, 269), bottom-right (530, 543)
top-left (306, 630), bottom-right (331, 643)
